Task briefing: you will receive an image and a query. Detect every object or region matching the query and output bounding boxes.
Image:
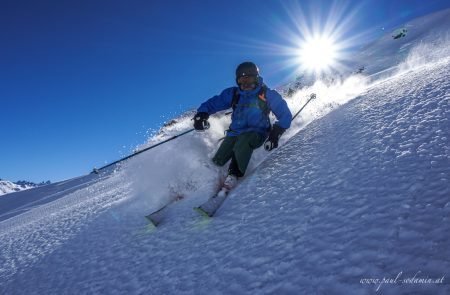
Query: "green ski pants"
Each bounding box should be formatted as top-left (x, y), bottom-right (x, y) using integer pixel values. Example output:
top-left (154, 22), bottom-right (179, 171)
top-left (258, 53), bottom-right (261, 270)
top-left (212, 132), bottom-right (265, 176)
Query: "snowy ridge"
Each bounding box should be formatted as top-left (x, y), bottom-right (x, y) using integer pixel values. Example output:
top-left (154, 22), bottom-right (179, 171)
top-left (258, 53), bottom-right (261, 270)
top-left (0, 179), bottom-right (46, 196)
top-left (0, 180), bottom-right (32, 196)
top-left (1, 9), bottom-right (450, 294)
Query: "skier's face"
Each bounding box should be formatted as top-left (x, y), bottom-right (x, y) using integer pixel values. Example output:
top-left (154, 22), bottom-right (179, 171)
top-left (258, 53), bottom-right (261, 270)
top-left (238, 75), bottom-right (257, 91)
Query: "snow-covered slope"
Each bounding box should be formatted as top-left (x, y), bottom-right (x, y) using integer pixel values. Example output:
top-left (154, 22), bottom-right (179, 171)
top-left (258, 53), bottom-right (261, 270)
top-left (1, 9), bottom-right (449, 294)
top-left (0, 172), bottom-right (114, 222)
top-left (354, 8), bottom-right (450, 78)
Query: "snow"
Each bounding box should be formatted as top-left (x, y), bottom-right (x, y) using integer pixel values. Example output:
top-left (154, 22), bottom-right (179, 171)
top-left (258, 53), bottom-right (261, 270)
top-left (0, 171), bottom-right (115, 222)
top-left (0, 180), bottom-right (35, 196)
top-left (1, 8), bottom-right (450, 294)
top-left (354, 8), bottom-right (450, 79)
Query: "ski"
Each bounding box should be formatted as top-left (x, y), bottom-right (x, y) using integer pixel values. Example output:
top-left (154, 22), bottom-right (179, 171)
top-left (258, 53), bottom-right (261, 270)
top-left (145, 203), bottom-right (171, 227)
top-left (145, 195), bottom-right (183, 226)
top-left (194, 188), bottom-right (229, 218)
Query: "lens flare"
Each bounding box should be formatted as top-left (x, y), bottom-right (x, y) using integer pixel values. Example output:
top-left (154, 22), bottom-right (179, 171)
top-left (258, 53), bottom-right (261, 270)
top-left (298, 35), bottom-right (338, 73)
top-left (200, 1), bottom-right (372, 82)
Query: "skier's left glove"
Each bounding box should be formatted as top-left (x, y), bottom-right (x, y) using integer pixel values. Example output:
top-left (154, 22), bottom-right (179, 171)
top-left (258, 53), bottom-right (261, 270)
top-left (264, 124), bottom-right (285, 151)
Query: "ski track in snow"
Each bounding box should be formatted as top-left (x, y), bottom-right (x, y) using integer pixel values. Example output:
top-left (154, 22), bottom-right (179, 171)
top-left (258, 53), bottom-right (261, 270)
top-left (1, 48), bottom-right (449, 294)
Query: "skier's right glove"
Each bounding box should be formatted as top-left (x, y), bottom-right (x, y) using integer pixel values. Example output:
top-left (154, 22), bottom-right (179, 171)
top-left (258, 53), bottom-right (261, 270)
top-left (193, 112), bottom-right (210, 131)
top-left (264, 124), bottom-right (285, 151)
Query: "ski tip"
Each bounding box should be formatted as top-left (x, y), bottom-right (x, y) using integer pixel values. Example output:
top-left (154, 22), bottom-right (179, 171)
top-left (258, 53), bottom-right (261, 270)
top-left (193, 206), bottom-right (212, 218)
top-left (144, 215), bottom-right (160, 227)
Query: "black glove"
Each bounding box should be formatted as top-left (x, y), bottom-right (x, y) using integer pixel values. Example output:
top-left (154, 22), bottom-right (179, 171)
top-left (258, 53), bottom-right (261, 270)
top-left (264, 124), bottom-right (285, 151)
top-left (193, 112), bottom-right (210, 131)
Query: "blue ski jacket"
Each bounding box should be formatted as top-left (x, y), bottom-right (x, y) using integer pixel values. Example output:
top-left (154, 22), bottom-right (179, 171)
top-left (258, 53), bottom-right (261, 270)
top-left (197, 77), bottom-right (292, 137)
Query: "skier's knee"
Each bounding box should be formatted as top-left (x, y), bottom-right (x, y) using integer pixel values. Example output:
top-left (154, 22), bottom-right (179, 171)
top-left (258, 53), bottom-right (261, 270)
top-left (212, 157), bottom-right (226, 167)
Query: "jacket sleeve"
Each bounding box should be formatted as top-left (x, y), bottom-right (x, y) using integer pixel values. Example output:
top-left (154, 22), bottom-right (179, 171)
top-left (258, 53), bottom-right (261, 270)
top-left (197, 87), bottom-right (236, 115)
top-left (266, 89), bottom-right (292, 129)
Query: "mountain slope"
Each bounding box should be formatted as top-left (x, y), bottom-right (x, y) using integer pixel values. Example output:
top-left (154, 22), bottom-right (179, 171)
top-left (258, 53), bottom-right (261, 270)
top-left (1, 43), bottom-right (449, 295)
top-left (1, 9), bottom-right (450, 295)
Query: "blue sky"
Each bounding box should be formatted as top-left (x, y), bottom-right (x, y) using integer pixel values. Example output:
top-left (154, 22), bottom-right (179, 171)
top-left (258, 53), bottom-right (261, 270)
top-left (1, 0), bottom-right (449, 183)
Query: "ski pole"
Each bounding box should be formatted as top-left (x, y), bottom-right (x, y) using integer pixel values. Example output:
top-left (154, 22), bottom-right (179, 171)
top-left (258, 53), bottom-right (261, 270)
top-left (93, 110), bottom-right (226, 173)
top-left (94, 128), bottom-right (196, 173)
top-left (292, 93), bottom-right (316, 122)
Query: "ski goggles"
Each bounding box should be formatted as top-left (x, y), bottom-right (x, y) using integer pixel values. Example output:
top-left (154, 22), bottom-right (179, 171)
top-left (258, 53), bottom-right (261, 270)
top-left (237, 75), bottom-right (257, 84)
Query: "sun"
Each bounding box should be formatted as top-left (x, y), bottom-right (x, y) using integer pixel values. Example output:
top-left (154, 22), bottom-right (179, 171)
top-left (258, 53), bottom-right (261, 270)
top-left (242, 1), bottom-right (365, 80)
top-left (214, 1), bottom-right (362, 80)
top-left (298, 35), bottom-right (338, 73)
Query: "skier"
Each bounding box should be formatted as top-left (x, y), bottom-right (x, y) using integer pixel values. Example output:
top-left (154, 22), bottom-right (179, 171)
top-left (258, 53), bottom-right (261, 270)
top-left (193, 61), bottom-right (292, 192)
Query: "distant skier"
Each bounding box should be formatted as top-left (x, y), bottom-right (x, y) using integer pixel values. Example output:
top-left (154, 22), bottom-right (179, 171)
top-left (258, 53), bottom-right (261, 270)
top-left (193, 61), bottom-right (292, 191)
